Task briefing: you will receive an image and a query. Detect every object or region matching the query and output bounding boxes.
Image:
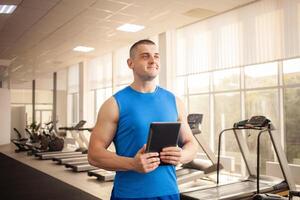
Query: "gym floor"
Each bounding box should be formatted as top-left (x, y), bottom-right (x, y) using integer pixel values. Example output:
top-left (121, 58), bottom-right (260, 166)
top-left (0, 144), bottom-right (113, 200)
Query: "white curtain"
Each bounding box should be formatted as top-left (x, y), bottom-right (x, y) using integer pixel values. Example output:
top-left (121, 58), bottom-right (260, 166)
top-left (67, 64), bottom-right (79, 93)
top-left (114, 45), bottom-right (133, 85)
top-left (87, 53), bottom-right (112, 90)
top-left (176, 0), bottom-right (300, 75)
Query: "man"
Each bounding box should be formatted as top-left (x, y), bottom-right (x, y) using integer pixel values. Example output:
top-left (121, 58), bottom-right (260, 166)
top-left (88, 39), bottom-right (198, 200)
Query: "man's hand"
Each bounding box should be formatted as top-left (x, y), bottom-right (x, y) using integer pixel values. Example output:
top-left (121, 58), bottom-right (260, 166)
top-left (160, 146), bottom-right (182, 165)
top-left (132, 144), bottom-right (160, 173)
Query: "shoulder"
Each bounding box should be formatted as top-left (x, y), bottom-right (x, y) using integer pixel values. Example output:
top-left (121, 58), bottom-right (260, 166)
top-left (98, 96), bottom-right (119, 122)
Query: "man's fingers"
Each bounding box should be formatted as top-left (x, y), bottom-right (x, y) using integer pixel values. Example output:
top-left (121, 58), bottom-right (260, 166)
top-left (162, 146), bottom-right (182, 152)
top-left (143, 152), bottom-right (159, 158)
top-left (160, 155), bottom-right (180, 162)
top-left (160, 151), bottom-right (181, 156)
top-left (146, 157), bottom-right (160, 164)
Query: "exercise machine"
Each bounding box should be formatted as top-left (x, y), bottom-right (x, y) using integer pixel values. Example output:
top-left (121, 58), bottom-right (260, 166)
top-left (11, 128), bottom-right (30, 152)
top-left (35, 120), bottom-right (87, 160)
top-left (180, 116), bottom-right (296, 200)
top-left (177, 114), bottom-right (223, 186)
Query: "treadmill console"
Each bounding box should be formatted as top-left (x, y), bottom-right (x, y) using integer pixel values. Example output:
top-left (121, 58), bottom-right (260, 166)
top-left (246, 116), bottom-right (270, 127)
top-left (234, 116), bottom-right (270, 128)
top-left (187, 114), bottom-right (203, 129)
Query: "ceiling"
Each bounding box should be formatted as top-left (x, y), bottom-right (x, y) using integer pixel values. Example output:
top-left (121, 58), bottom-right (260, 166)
top-left (0, 0), bottom-right (256, 84)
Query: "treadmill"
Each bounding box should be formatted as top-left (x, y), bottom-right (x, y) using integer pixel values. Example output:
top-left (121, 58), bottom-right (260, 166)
top-left (88, 169), bottom-right (116, 181)
top-left (35, 120), bottom-right (87, 160)
top-left (180, 116), bottom-right (296, 200)
top-left (52, 154), bottom-right (87, 164)
top-left (65, 160), bottom-right (98, 172)
top-left (177, 114), bottom-right (223, 185)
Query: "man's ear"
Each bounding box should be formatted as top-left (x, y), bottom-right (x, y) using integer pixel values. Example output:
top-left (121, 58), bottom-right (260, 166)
top-left (127, 58), bottom-right (134, 69)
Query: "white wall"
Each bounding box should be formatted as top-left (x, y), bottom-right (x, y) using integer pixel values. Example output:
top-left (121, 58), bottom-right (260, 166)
top-left (0, 89), bottom-right (11, 145)
top-left (11, 106), bottom-right (26, 139)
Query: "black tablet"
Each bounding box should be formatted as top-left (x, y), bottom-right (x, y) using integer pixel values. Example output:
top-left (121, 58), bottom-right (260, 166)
top-left (145, 122), bottom-right (181, 154)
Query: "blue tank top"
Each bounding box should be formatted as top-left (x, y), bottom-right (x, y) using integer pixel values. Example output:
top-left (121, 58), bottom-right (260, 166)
top-left (112, 86), bottom-right (179, 198)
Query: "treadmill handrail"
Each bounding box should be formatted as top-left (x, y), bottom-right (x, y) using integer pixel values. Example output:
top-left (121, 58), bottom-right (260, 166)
top-left (256, 128), bottom-right (271, 194)
top-left (217, 126), bottom-right (269, 184)
top-left (257, 128), bottom-right (296, 193)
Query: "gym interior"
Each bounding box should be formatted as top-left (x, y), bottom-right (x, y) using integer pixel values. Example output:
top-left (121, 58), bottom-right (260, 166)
top-left (0, 0), bottom-right (300, 199)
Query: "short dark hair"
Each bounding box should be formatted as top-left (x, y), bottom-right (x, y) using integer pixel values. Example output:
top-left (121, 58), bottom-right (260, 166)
top-left (129, 39), bottom-right (156, 58)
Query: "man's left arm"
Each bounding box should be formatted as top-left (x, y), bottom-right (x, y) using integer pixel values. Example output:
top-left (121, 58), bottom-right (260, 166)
top-left (160, 97), bottom-right (198, 165)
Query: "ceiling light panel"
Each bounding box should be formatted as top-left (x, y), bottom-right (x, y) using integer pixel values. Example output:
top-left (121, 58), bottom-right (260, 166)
top-left (73, 46), bottom-right (95, 52)
top-left (117, 23), bottom-right (144, 32)
top-left (0, 5), bottom-right (17, 14)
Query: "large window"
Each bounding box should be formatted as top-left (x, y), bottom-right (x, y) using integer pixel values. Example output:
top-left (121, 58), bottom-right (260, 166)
top-left (175, 57), bottom-right (300, 175)
top-left (114, 46), bottom-right (133, 89)
top-left (35, 74), bottom-right (53, 125)
top-left (56, 69), bottom-right (68, 127)
top-left (283, 58), bottom-right (300, 164)
top-left (87, 54), bottom-right (113, 123)
top-left (174, 0), bottom-right (300, 177)
top-left (245, 89), bottom-right (279, 173)
top-left (214, 92), bottom-right (241, 172)
top-left (67, 64), bottom-right (79, 126)
top-left (213, 69), bottom-right (240, 91)
top-left (189, 94), bottom-right (210, 144)
top-left (245, 63), bottom-right (278, 89)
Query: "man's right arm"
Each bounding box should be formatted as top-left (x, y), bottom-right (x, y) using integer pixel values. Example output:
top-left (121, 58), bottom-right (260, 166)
top-left (88, 97), bottom-right (160, 173)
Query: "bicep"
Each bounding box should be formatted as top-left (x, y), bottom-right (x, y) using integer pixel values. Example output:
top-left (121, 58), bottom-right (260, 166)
top-left (89, 97), bottom-right (119, 151)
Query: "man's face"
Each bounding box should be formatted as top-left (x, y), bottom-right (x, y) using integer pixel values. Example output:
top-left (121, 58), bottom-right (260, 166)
top-left (128, 44), bottom-right (160, 81)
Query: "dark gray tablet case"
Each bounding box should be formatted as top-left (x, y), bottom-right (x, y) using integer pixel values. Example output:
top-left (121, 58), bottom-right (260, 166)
top-left (146, 122), bottom-right (181, 153)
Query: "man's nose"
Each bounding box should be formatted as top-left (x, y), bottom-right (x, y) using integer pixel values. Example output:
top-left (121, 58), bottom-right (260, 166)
top-left (148, 55), bottom-right (155, 63)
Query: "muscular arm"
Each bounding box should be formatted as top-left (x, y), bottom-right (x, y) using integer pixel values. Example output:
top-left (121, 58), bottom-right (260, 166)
top-left (160, 97), bottom-right (198, 165)
top-left (88, 97), bottom-right (160, 172)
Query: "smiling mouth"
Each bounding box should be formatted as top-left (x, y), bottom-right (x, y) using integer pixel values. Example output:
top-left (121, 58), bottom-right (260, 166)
top-left (147, 65), bottom-right (159, 69)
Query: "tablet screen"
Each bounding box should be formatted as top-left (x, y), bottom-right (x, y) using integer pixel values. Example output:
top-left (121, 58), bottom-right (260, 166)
top-left (145, 122), bottom-right (181, 154)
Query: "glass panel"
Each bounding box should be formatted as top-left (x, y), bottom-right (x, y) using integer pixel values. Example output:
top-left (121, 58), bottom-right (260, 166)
top-left (88, 53), bottom-right (112, 90)
top-left (213, 68), bottom-right (240, 91)
top-left (69, 93), bottom-right (79, 125)
top-left (214, 92), bottom-right (241, 173)
top-left (57, 69), bottom-right (68, 127)
top-left (283, 58), bottom-right (300, 85)
top-left (41, 110), bottom-right (52, 124)
top-left (35, 111), bottom-right (41, 125)
top-left (174, 76), bottom-right (186, 98)
top-left (245, 62), bottom-right (278, 88)
top-left (245, 89), bottom-right (279, 174)
top-left (67, 94), bottom-right (72, 125)
top-left (96, 88), bottom-right (112, 113)
top-left (25, 105), bottom-right (32, 126)
top-left (86, 90), bottom-right (95, 126)
top-left (189, 94), bottom-right (210, 147)
top-left (114, 46), bottom-right (133, 85)
top-left (284, 87), bottom-right (300, 164)
top-left (176, 36), bottom-right (187, 76)
top-left (188, 73), bottom-right (209, 94)
top-left (68, 64), bottom-right (79, 93)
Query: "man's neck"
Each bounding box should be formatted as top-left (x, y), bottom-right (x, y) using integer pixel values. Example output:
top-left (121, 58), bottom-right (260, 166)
top-left (130, 81), bottom-right (157, 93)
